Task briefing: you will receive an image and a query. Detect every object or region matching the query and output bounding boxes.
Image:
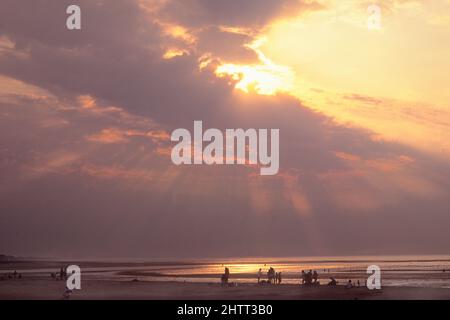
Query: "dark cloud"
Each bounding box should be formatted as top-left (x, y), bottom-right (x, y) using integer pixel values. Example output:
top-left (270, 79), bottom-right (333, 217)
top-left (195, 27), bottom-right (258, 64)
top-left (159, 0), bottom-right (323, 29)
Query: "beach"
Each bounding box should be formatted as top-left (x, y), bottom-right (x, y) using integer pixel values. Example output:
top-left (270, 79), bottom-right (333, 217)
top-left (2, 256), bottom-right (450, 300)
top-left (2, 277), bottom-right (450, 300)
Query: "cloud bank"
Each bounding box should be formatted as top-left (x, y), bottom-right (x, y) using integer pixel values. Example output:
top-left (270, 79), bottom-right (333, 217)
top-left (0, 0), bottom-right (449, 258)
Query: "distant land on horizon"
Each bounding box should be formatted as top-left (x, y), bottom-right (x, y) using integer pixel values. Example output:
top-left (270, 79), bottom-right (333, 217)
top-left (2, 253), bottom-right (450, 263)
top-left (0, 254), bottom-right (18, 262)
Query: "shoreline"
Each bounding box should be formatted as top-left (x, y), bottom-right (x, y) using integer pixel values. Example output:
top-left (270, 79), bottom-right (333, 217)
top-left (1, 278), bottom-right (450, 300)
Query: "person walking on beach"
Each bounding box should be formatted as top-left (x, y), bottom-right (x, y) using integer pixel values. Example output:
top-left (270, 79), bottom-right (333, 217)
top-left (301, 270), bottom-right (306, 284)
top-left (257, 268), bottom-right (262, 283)
top-left (221, 267), bottom-right (230, 285)
top-left (277, 272), bottom-right (282, 284)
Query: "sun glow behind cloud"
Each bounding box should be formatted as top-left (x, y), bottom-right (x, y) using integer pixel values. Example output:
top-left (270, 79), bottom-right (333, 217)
top-left (215, 38), bottom-right (295, 95)
top-left (212, 1), bottom-right (450, 157)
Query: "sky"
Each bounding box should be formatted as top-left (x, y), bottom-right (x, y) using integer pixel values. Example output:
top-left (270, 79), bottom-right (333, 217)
top-left (0, 0), bottom-right (449, 259)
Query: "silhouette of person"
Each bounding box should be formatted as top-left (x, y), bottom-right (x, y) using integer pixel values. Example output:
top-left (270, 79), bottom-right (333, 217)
top-left (328, 277), bottom-right (337, 286)
top-left (221, 267), bottom-right (230, 285)
top-left (313, 270), bottom-right (318, 283)
top-left (307, 270), bottom-right (313, 285)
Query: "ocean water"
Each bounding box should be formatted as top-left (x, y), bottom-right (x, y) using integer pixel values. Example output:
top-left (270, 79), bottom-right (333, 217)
top-left (4, 255), bottom-right (450, 288)
top-left (96, 255), bottom-right (450, 288)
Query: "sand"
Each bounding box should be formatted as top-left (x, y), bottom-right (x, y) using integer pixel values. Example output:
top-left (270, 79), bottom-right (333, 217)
top-left (1, 277), bottom-right (450, 300)
top-left (2, 259), bottom-right (450, 300)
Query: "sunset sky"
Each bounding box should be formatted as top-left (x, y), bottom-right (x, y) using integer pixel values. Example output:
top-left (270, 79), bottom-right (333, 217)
top-left (0, 0), bottom-right (449, 259)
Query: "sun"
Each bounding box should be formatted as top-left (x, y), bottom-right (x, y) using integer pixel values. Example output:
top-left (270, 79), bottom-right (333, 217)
top-left (215, 37), bottom-right (295, 96)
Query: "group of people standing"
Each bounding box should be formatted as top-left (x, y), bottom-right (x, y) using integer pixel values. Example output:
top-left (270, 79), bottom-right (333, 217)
top-left (258, 267), bottom-right (282, 284)
top-left (50, 265), bottom-right (69, 281)
top-left (0, 270), bottom-right (22, 281)
top-left (218, 266), bottom-right (364, 288)
top-left (301, 269), bottom-right (319, 285)
top-left (221, 266), bottom-right (324, 286)
top-left (221, 266), bottom-right (283, 285)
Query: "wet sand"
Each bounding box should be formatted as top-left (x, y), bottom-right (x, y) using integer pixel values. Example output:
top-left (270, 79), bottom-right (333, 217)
top-left (1, 277), bottom-right (450, 300)
top-left (2, 259), bottom-right (450, 300)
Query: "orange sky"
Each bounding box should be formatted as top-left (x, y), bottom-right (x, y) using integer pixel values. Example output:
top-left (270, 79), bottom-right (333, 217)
top-left (214, 0), bottom-right (450, 157)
